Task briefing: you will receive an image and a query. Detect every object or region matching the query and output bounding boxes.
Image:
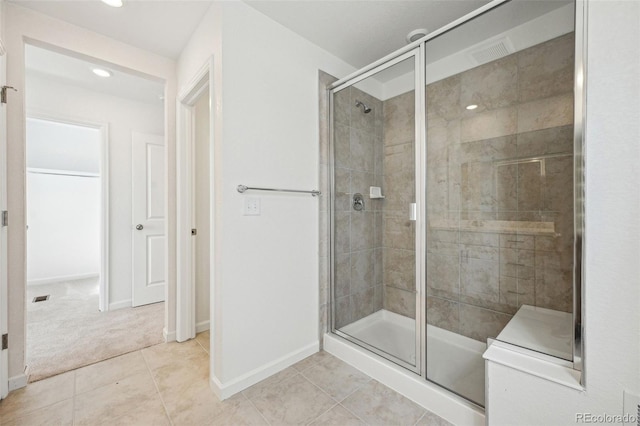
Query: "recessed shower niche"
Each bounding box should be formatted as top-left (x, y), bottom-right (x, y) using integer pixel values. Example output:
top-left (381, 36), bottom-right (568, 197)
top-left (326, 0), bottom-right (582, 407)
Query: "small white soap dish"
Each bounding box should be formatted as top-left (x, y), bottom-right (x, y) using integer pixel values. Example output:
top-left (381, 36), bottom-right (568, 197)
top-left (369, 186), bottom-right (385, 199)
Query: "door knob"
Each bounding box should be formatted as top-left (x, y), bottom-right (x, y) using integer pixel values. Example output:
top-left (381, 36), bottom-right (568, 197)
top-left (136, 224), bottom-right (144, 230)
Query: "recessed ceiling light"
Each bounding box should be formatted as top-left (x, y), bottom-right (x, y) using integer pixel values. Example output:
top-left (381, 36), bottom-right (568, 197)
top-left (466, 104), bottom-right (478, 110)
top-left (101, 0), bottom-right (123, 7)
top-left (92, 68), bottom-right (112, 78)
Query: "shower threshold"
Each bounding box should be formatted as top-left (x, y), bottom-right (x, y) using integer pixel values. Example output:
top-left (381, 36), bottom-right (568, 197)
top-left (337, 309), bottom-right (486, 406)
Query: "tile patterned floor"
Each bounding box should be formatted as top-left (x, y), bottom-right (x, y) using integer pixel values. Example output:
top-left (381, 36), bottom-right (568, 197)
top-left (0, 331), bottom-right (452, 425)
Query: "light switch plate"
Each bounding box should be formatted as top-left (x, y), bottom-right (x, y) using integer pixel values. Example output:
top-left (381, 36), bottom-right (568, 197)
top-left (244, 197), bottom-right (260, 216)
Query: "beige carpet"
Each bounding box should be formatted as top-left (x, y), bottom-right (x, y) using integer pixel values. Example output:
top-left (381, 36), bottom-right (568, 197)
top-left (26, 278), bottom-right (164, 382)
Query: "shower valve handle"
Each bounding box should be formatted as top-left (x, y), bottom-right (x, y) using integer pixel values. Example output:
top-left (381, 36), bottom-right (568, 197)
top-left (353, 193), bottom-right (365, 211)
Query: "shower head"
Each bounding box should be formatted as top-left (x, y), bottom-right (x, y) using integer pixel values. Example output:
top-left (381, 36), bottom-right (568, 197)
top-left (355, 100), bottom-right (372, 114)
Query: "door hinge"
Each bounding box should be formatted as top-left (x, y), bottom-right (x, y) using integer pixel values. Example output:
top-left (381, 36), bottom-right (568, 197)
top-left (191, 228), bottom-right (197, 236)
top-left (1, 86), bottom-right (17, 104)
top-left (1, 210), bottom-right (7, 227)
top-left (1, 334), bottom-right (7, 350)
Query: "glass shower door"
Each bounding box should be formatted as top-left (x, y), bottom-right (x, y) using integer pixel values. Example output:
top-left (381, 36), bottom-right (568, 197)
top-left (424, 0), bottom-right (577, 407)
top-left (330, 50), bottom-right (422, 371)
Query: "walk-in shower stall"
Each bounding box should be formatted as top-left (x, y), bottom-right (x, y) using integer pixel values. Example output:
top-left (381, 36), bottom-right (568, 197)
top-left (324, 0), bottom-right (583, 408)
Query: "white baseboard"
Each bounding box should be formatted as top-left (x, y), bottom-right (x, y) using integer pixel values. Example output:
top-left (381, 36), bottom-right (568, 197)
top-left (324, 333), bottom-right (485, 426)
top-left (196, 320), bottom-right (210, 334)
top-left (9, 373), bottom-right (27, 392)
top-left (164, 327), bottom-right (176, 343)
top-left (109, 299), bottom-right (132, 311)
top-left (27, 273), bottom-right (99, 286)
top-left (210, 341), bottom-right (319, 400)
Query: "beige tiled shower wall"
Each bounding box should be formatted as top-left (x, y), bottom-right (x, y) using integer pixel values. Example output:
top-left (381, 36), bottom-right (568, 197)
top-left (332, 85), bottom-right (385, 328)
top-left (382, 90), bottom-right (417, 318)
top-left (426, 33), bottom-right (575, 343)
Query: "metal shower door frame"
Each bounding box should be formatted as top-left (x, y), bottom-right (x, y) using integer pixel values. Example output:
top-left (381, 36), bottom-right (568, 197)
top-left (328, 47), bottom-right (425, 375)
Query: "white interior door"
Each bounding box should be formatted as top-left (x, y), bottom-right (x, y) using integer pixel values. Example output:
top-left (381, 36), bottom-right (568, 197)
top-left (132, 132), bottom-right (165, 307)
top-left (0, 31), bottom-right (9, 399)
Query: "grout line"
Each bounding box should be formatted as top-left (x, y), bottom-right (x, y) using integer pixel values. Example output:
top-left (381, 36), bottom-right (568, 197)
top-left (299, 353), bottom-right (372, 405)
top-left (71, 352), bottom-right (149, 397)
top-left (242, 392), bottom-right (272, 426)
top-left (0, 371), bottom-right (79, 424)
top-left (194, 333), bottom-right (209, 354)
top-left (298, 371), bottom-right (349, 411)
top-left (336, 377), bottom-right (372, 404)
top-left (243, 353), bottom-right (333, 426)
top-left (297, 365), bottom-right (341, 424)
top-left (292, 351), bottom-right (330, 374)
top-left (261, 362), bottom-right (337, 425)
top-left (413, 410), bottom-right (428, 426)
top-left (305, 402), bottom-right (339, 426)
top-left (141, 349), bottom-right (174, 426)
top-left (338, 402), bottom-right (369, 425)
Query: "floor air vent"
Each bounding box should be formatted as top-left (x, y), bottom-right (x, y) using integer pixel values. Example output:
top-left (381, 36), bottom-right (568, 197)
top-left (469, 37), bottom-right (514, 65)
top-left (32, 295), bottom-right (50, 303)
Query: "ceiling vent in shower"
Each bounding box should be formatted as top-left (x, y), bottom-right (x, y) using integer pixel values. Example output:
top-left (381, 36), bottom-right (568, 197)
top-left (468, 37), bottom-right (515, 65)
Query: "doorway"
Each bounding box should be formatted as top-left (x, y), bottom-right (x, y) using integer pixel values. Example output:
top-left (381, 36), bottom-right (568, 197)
top-left (176, 61), bottom-right (213, 343)
top-left (25, 116), bottom-right (108, 381)
top-left (193, 92), bottom-right (211, 336)
top-left (24, 43), bottom-right (167, 382)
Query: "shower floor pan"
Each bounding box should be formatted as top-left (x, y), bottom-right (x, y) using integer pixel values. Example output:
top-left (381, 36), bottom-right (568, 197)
top-left (340, 309), bottom-right (416, 363)
top-left (339, 309), bottom-right (486, 405)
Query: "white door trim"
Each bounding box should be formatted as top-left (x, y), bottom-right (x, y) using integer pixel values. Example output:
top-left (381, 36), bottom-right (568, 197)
top-left (25, 110), bottom-right (110, 312)
top-left (6, 24), bottom-right (177, 389)
top-left (0, 30), bottom-right (8, 400)
top-left (176, 58), bottom-right (214, 342)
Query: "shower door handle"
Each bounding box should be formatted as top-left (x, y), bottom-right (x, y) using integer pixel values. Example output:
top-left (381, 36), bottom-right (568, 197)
top-left (409, 203), bottom-right (416, 221)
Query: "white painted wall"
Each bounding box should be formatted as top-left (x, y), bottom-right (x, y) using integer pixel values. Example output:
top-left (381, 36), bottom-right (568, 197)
top-left (26, 118), bottom-right (101, 284)
top-left (194, 93), bottom-right (210, 329)
top-left (26, 73), bottom-right (163, 306)
top-left (178, 1), bottom-right (356, 395)
top-left (26, 173), bottom-right (100, 284)
top-left (486, 2), bottom-right (640, 424)
top-left (27, 118), bottom-right (100, 174)
top-left (5, 4), bottom-right (177, 382)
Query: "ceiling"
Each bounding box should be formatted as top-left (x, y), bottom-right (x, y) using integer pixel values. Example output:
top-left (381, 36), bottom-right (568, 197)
top-left (14, 1), bottom-right (572, 103)
top-left (9, 0), bottom-right (495, 69)
top-left (26, 43), bottom-right (165, 104)
top-left (244, 0), bottom-right (492, 68)
top-left (9, 0), bottom-right (213, 60)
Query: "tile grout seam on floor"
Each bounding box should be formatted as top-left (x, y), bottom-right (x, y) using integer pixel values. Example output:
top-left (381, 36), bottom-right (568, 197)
top-left (298, 361), bottom-right (371, 425)
top-left (140, 348), bottom-right (174, 426)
